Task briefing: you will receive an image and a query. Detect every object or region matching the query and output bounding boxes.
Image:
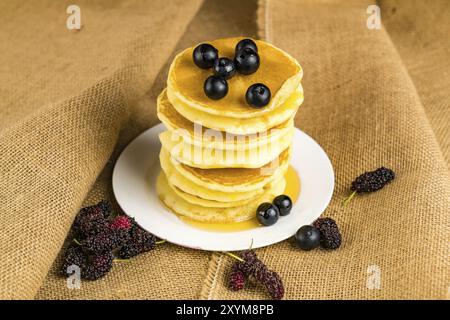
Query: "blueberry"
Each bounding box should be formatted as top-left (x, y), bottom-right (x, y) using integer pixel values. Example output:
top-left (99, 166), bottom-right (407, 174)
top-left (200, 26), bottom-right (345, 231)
top-left (294, 225), bottom-right (320, 251)
top-left (204, 76), bottom-right (228, 100)
top-left (246, 83), bottom-right (271, 108)
top-left (193, 43), bottom-right (218, 69)
top-left (213, 57), bottom-right (236, 80)
top-left (256, 202), bottom-right (279, 226)
top-left (273, 195), bottom-right (292, 216)
top-left (234, 48), bottom-right (260, 75)
top-left (235, 38), bottom-right (258, 55)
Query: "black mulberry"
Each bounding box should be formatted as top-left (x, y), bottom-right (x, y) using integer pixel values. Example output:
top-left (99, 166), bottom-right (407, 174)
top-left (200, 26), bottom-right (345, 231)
top-left (234, 250), bottom-right (258, 276)
top-left (351, 167), bottom-right (395, 193)
top-left (263, 271), bottom-right (284, 300)
top-left (73, 201), bottom-right (111, 238)
top-left (81, 227), bottom-right (130, 254)
top-left (118, 224), bottom-right (156, 259)
top-left (230, 250), bottom-right (284, 300)
top-left (313, 218), bottom-right (342, 249)
top-left (82, 252), bottom-right (114, 280)
top-left (344, 167), bottom-right (395, 205)
top-left (61, 244), bottom-right (86, 277)
top-left (96, 200), bottom-right (112, 218)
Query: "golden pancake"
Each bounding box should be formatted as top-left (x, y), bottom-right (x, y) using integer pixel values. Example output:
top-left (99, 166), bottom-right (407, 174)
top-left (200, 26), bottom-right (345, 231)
top-left (168, 174), bottom-right (284, 208)
top-left (167, 37), bottom-right (302, 118)
top-left (157, 90), bottom-right (293, 150)
top-left (165, 146), bottom-right (291, 192)
top-left (159, 126), bottom-right (294, 169)
top-left (159, 147), bottom-right (268, 201)
top-left (166, 85), bottom-right (303, 134)
top-left (157, 171), bottom-right (286, 222)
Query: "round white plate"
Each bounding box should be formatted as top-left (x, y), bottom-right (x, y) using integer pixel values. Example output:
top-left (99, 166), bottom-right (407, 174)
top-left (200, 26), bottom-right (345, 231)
top-left (112, 123), bottom-right (334, 251)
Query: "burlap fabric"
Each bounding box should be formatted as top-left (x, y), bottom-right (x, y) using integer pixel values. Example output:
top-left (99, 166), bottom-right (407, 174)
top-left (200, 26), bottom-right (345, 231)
top-left (0, 0), bottom-right (448, 299)
top-left (380, 0), bottom-right (450, 166)
top-left (0, 0), bottom-right (205, 300)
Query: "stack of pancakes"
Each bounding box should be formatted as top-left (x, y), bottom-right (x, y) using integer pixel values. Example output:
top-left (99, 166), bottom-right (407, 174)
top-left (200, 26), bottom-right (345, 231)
top-left (156, 37), bottom-right (303, 223)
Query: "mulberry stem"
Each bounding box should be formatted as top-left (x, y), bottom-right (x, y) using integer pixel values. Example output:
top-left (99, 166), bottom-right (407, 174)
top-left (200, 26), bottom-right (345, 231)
top-left (223, 252), bottom-right (245, 262)
top-left (342, 190), bottom-right (357, 207)
top-left (156, 240), bottom-right (166, 245)
top-left (73, 238), bottom-right (82, 246)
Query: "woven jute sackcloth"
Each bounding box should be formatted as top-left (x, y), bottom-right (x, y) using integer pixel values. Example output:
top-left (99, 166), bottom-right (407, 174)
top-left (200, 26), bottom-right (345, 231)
top-left (0, 0), bottom-right (449, 299)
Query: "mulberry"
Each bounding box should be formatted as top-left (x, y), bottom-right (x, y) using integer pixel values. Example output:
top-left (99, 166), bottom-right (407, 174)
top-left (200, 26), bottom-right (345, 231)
top-left (313, 218), bottom-right (342, 249)
top-left (118, 224), bottom-right (156, 259)
top-left (344, 167), bottom-right (395, 205)
top-left (351, 167), bottom-right (395, 193)
top-left (263, 271), bottom-right (284, 300)
top-left (110, 215), bottom-right (133, 231)
top-left (234, 250), bottom-right (258, 276)
top-left (96, 200), bottom-right (112, 218)
top-left (61, 244), bottom-right (86, 276)
top-left (82, 252), bottom-right (114, 280)
top-left (229, 267), bottom-right (246, 291)
top-left (73, 201), bottom-right (111, 238)
top-left (230, 250), bottom-right (284, 300)
top-left (81, 227), bottom-right (130, 254)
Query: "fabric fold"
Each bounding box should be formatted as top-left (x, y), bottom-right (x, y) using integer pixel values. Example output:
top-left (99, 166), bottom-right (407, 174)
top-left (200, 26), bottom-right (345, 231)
top-left (380, 0), bottom-right (450, 167)
top-left (203, 0), bottom-right (450, 299)
top-left (35, 0), bottom-right (258, 300)
top-left (0, 0), bottom-right (203, 299)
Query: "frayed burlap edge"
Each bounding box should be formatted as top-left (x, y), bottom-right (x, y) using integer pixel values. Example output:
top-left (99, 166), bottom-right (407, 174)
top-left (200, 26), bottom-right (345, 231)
top-left (199, 253), bottom-right (224, 300)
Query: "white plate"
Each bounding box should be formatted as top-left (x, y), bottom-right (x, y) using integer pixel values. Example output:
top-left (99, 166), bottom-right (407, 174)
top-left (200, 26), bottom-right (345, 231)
top-left (112, 123), bottom-right (334, 251)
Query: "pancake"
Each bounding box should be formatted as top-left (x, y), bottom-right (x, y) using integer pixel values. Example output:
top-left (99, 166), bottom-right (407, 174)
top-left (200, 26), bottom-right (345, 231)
top-left (159, 126), bottom-right (294, 168)
top-left (166, 85), bottom-right (303, 134)
top-left (156, 37), bottom-right (302, 223)
top-left (169, 174), bottom-right (285, 208)
top-left (159, 147), bottom-right (268, 201)
top-left (167, 37), bottom-right (303, 119)
top-left (157, 90), bottom-right (293, 150)
top-left (164, 146), bottom-right (291, 192)
top-left (157, 171), bottom-right (286, 222)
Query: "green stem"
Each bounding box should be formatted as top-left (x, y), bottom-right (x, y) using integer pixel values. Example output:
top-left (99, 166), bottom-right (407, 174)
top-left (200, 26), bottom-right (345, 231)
top-left (342, 190), bottom-right (357, 206)
top-left (156, 240), bottom-right (166, 245)
top-left (73, 238), bottom-right (82, 246)
top-left (223, 251), bottom-right (245, 262)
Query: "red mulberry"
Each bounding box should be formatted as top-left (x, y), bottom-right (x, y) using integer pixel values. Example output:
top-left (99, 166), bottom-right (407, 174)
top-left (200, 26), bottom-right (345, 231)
top-left (229, 267), bottom-right (246, 291)
top-left (110, 215), bottom-right (133, 231)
